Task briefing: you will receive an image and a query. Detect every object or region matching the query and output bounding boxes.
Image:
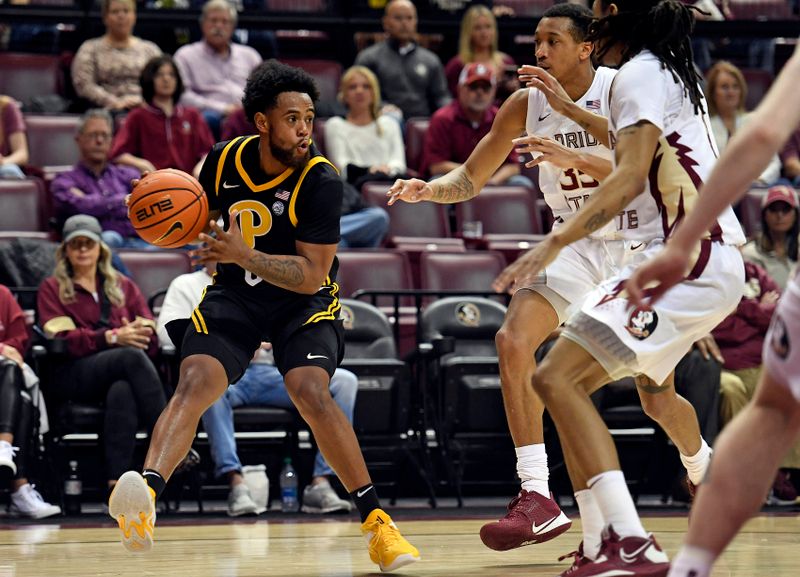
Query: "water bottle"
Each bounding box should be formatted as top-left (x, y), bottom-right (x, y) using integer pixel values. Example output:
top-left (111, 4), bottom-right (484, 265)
top-left (64, 460), bottom-right (82, 515)
top-left (279, 457), bottom-right (298, 513)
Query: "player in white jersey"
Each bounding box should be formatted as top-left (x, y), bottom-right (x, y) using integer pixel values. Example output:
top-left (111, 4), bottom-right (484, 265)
top-left (387, 3), bottom-right (718, 566)
top-left (486, 1), bottom-right (746, 576)
top-left (626, 39), bottom-right (800, 577)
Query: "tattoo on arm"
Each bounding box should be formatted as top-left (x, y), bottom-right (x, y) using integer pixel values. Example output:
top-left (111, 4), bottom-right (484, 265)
top-left (246, 253), bottom-right (305, 288)
top-left (430, 170), bottom-right (475, 203)
top-left (617, 125), bottom-right (640, 137)
top-left (584, 209), bottom-right (608, 233)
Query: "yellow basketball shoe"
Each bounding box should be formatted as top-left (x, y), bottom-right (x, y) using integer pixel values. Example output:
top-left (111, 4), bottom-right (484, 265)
top-left (360, 508), bottom-right (421, 572)
top-left (109, 471), bottom-right (157, 552)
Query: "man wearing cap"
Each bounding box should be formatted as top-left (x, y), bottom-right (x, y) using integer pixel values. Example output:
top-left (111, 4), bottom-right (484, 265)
top-left (742, 184), bottom-right (800, 290)
top-left (421, 62), bottom-right (529, 186)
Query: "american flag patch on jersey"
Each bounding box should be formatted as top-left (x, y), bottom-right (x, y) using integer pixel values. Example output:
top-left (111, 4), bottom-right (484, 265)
top-left (585, 99), bottom-right (601, 110)
top-left (275, 189), bottom-right (291, 201)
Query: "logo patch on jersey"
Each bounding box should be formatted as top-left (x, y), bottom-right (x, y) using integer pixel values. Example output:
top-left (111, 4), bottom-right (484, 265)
top-left (770, 314), bottom-right (790, 360)
top-left (538, 112), bottom-right (551, 122)
top-left (272, 201), bottom-right (285, 216)
top-left (585, 99), bottom-right (601, 110)
top-left (455, 302), bottom-right (481, 327)
top-left (339, 304), bottom-right (354, 330)
top-left (275, 189), bottom-right (291, 201)
top-left (625, 307), bottom-right (658, 340)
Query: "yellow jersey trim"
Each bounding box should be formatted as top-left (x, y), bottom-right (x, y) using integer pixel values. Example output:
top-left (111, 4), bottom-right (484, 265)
top-left (303, 281), bottom-right (340, 325)
top-left (215, 137), bottom-right (245, 196)
top-left (288, 156), bottom-right (338, 227)
top-left (235, 135), bottom-right (295, 192)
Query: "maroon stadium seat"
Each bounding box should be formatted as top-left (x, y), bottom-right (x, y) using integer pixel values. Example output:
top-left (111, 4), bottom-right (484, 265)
top-left (362, 182), bottom-right (452, 242)
top-left (0, 53), bottom-right (60, 105)
top-left (404, 117), bottom-right (430, 175)
top-left (116, 249), bottom-right (193, 302)
top-left (419, 250), bottom-right (506, 296)
top-left (741, 68), bottom-right (773, 111)
top-left (24, 114), bottom-right (82, 173)
top-left (280, 58), bottom-right (342, 106)
top-left (0, 178), bottom-right (48, 232)
top-left (455, 185), bottom-right (544, 242)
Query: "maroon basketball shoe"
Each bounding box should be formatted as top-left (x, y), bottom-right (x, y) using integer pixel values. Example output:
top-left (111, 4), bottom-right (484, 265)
top-left (558, 541), bottom-right (596, 576)
top-left (686, 475), bottom-right (697, 500)
top-left (560, 525), bottom-right (669, 577)
top-left (479, 490), bottom-right (572, 551)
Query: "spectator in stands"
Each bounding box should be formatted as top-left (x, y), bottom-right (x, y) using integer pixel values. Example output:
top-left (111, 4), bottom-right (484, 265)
top-left (354, 0), bottom-right (451, 120)
top-left (742, 185), bottom-right (799, 290)
top-left (221, 107), bottom-right (253, 142)
top-left (444, 5), bottom-right (516, 100)
top-left (71, 0), bottom-right (161, 112)
top-left (0, 95), bottom-right (28, 180)
top-left (710, 261), bottom-right (798, 502)
top-left (156, 261), bottom-right (356, 516)
top-left (51, 109), bottom-right (150, 250)
top-left (110, 55), bottom-right (214, 178)
top-left (174, 0), bottom-right (262, 138)
top-left (0, 284), bottom-right (61, 519)
top-left (707, 60), bottom-right (781, 187)
top-left (779, 125), bottom-right (800, 186)
top-left (222, 98), bottom-right (389, 249)
top-left (37, 215), bottom-right (168, 501)
top-left (421, 62), bottom-right (529, 186)
top-left (325, 66), bottom-right (406, 185)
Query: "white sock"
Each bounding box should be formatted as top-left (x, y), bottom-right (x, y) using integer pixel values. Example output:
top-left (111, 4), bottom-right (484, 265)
top-left (588, 470), bottom-right (647, 538)
top-left (515, 444), bottom-right (549, 497)
top-left (574, 489), bottom-right (604, 560)
top-left (667, 545), bottom-right (716, 577)
top-left (680, 439), bottom-right (712, 485)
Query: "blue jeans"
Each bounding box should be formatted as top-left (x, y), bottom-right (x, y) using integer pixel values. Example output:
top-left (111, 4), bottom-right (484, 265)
top-left (102, 230), bottom-right (161, 250)
top-left (0, 164), bottom-right (25, 179)
top-left (201, 364), bottom-right (358, 478)
top-left (339, 206), bottom-right (390, 248)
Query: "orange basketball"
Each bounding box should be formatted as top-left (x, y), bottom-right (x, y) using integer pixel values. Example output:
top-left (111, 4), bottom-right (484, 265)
top-left (128, 168), bottom-right (209, 248)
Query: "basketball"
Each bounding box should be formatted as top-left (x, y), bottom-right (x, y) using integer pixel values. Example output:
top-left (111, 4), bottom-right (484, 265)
top-left (127, 168), bottom-right (209, 248)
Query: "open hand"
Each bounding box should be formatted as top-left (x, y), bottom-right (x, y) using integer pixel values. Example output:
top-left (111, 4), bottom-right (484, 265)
top-left (387, 178), bottom-right (434, 206)
top-left (513, 135), bottom-right (577, 169)
top-left (193, 210), bottom-right (251, 266)
top-left (625, 244), bottom-right (690, 308)
top-left (518, 65), bottom-right (573, 116)
top-left (492, 236), bottom-right (562, 293)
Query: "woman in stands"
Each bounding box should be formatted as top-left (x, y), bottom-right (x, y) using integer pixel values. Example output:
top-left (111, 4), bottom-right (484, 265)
top-left (0, 284), bottom-right (61, 518)
top-left (325, 65), bottom-right (407, 186)
top-left (109, 55), bottom-right (214, 178)
top-left (707, 60), bottom-right (781, 187)
top-left (444, 5), bottom-right (516, 100)
top-left (71, 0), bottom-right (161, 112)
top-left (742, 184), bottom-right (799, 290)
top-left (37, 215), bottom-right (168, 501)
top-left (0, 95), bottom-right (29, 179)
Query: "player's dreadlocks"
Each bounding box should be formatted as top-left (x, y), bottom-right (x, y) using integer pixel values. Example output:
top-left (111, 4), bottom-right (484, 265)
top-left (588, 0), bottom-right (704, 114)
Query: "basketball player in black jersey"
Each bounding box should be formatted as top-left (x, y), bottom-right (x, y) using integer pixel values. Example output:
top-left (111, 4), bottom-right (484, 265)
top-left (108, 60), bottom-right (420, 572)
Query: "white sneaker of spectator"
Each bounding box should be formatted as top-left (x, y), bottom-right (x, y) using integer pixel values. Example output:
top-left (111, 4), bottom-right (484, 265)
top-left (301, 478), bottom-right (352, 514)
top-left (10, 484), bottom-right (61, 519)
top-left (0, 440), bottom-right (18, 475)
top-left (227, 483), bottom-right (259, 517)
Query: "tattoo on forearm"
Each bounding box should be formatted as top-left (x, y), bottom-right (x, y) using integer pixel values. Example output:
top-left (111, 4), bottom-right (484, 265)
top-left (617, 125), bottom-right (640, 137)
top-left (584, 209), bottom-right (608, 232)
top-left (247, 253), bottom-right (305, 288)
top-left (431, 170), bottom-right (475, 203)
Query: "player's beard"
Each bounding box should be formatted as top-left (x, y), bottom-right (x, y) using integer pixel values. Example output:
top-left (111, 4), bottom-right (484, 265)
top-left (270, 136), bottom-right (309, 169)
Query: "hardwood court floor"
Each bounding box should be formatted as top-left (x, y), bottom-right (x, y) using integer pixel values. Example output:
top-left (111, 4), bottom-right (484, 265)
top-left (1, 513), bottom-right (799, 576)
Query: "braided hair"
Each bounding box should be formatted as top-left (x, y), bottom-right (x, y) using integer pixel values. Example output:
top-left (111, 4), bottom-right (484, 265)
top-left (588, 0), bottom-right (704, 113)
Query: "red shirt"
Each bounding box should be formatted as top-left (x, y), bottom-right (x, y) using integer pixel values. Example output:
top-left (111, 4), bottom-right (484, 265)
top-left (420, 100), bottom-right (518, 177)
top-left (0, 284), bottom-right (28, 355)
top-left (37, 275), bottom-right (157, 359)
top-left (110, 104), bottom-right (215, 174)
top-left (712, 262), bottom-right (779, 371)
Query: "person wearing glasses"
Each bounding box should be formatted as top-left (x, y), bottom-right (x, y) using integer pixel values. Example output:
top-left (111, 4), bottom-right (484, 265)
top-left (51, 109), bottom-right (149, 250)
top-left (36, 214), bottom-right (168, 505)
top-left (420, 63), bottom-right (531, 187)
